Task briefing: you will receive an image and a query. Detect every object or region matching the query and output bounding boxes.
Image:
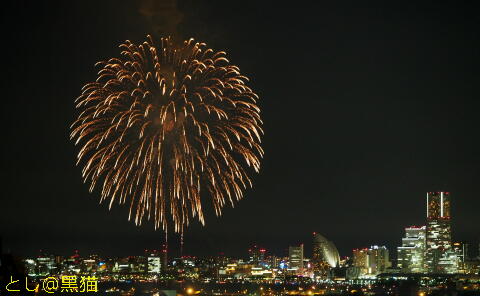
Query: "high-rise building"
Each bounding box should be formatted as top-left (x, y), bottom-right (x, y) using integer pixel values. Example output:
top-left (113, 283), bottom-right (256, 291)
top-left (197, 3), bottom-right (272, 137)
top-left (353, 246), bottom-right (391, 277)
top-left (266, 255), bottom-right (280, 269)
top-left (288, 244), bottom-right (304, 271)
top-left (36, 255), bottom-right (57, 276)
top-left (312, 233), bottom-right (340, 278)
top-left (368, 245), bottom-right (391, 274)
top-left (248, 245), bottom-right (266, 266)
top-left (452, 242), bottom-right (468, 274)
top-left (145, 250), bottom-right (161, 273)
top-left (352, 248), bottom-right (369, 276)
top-left (397, 226), bottom-right (426, 273)
top-left (425, 192), bottom-right (456, 273)
top-left (148, 256), bottom-right (161, 273)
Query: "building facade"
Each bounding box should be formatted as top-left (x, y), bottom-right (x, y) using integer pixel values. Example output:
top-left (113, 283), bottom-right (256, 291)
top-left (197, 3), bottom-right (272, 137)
top-left (397, 226), bottom-right (426, 273)
top-left (288, 244), bottom-right (304, 271)
top-left (353, 246), bottom-right (391, 277)
top-left (146, 250), bottom-right (161, 273)
top-left (425, 192), bottom-right (456, 273)
top-left (368, 245), bottom-right (391, 274)
top-left (452, 242), bottom-right (469, 273)
top-left (248, 245), bottom-right (266, 266)
top-left (352, 248), bottom-right (369, 276)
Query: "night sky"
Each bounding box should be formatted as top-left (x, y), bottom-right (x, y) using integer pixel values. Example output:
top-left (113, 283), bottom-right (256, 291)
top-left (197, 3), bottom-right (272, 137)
top-left (1, 1), bottom-right (479, 260)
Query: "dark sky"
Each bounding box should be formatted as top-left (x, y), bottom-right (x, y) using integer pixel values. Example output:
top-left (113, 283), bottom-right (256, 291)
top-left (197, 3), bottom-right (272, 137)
top-left (1, 1), bottom-right (479, 260)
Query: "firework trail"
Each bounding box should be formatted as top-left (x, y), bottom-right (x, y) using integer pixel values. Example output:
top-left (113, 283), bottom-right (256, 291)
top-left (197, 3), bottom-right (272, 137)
top-left (70, 36), bottom-right (263, 233)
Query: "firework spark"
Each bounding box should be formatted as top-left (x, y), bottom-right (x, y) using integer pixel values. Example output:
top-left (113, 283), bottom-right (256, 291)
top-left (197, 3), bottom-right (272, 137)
top-left (70, 36), bottom-right (263, 233)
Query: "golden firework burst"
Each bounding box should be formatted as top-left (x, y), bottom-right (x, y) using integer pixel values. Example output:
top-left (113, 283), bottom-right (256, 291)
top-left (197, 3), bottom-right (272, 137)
top-left (70, 36), bottom-right (263, 233)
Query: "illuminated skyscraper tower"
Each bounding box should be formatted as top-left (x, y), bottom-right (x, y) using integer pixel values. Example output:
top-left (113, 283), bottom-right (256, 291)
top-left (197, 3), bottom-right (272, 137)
top-left (397, 226), bottom-right (426, 273)
top-left (425, 192), bottom-right (455, 273)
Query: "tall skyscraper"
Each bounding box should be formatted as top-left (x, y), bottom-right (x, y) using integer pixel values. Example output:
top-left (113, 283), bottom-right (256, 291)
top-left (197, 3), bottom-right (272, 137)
top-left (288, 244), bottom-right (304, 271)
top-left (397, 226), bottom-right (426, 273)
top-left (425, 192), bottom-right (456, 273)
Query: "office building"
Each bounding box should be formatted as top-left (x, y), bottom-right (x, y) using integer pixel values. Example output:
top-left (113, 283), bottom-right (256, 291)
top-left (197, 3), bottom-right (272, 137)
top-left (425, 192), bottom-right (456, 273)
top-left (397, 226), bottom-right (426, 273)
top-left (248, 245), bottom-right (266, 266)
top-left (368, 245), bottom-right (391, 274)
top-left (353, 246), bottom-right (391, 277)
top-left (148, 256), bottom-right (161, 273)
top-left (288, 244), bottom-right (304, 271)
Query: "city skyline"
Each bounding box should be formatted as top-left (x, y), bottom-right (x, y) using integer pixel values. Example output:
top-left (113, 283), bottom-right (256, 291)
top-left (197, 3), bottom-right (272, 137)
top-left (2, 0), bottom-right (479, 264)
top-left (4, 191), bottom-right (478, 267)
top-left (3, 191), bottom-right (478, 296)
top-left (13, 203), bottom-right (480, 281)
